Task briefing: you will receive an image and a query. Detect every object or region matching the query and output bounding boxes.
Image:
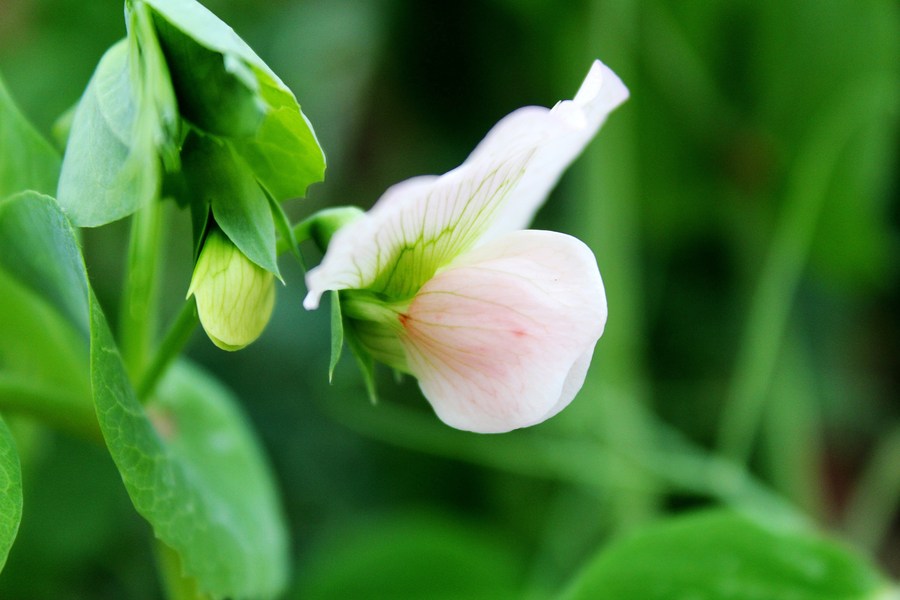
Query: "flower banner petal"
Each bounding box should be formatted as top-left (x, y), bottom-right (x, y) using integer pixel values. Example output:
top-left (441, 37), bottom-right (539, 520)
top-left (304, 60), bottom-right (627, 310)
top-left (398, 230), bottom-right (607, 433)
top-left (304, 150), bottom-right (529, 307)
top-left (477, 60), bottom-right (629, 240)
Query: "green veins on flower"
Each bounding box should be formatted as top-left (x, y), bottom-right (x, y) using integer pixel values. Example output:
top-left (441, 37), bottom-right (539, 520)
top-left (188, 229), bottom-right (275, 351)
top-left (304, 60), bottom-right (628, 434)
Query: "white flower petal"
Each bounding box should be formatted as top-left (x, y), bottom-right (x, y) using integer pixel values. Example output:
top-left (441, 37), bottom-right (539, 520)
top-left (476, 60), bottom-right (629, 240)
top-left (304, 60), bottom-right (627, 310)
top-left (398, 230), bottom-right (607, 433)
top-left (303, 149), bottom-right (530, 309)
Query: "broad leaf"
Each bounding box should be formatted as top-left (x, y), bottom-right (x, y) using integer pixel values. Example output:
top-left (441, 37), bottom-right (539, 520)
top-left (0, 194), bottom-right (89, 571)
top-left (0, 260), bottom-right (93, 438)
top-left (181, 133), bottom-right (279, 276)
top-left (143, 0), bottom-right (326, 200)
top-left (58, 0), bottom-right (324, 229)
top-left (563, 510), bottom-right (893, 600)
top-left (229, 86), bottom-right (326, 202)
top-left (0, 415), bottom-right (22, 573)
top-left (56, 40), bottom-right (160, 227)
top-left (0, 73), bottom-right (60, 198)
top-left (0, 192), bottom-right (89, 337)
top-left (1, 191), bottom-right (288, 597)
top-left (0, 268), bottom-right (89, 402)
top-left (0, 192), bottom-right (94, 432)
top-left (151, 13), bottom-right (263, 138)
top-left (91, 299), bottom-right (289, 599)
top-left (142, 0), bottom-right (276, 74)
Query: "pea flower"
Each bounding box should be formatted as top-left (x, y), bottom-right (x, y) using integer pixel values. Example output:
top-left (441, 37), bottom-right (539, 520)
top-left (304, 60), bottom-right (628, 433)
top-left (188, 229), bottom-right (275, 351)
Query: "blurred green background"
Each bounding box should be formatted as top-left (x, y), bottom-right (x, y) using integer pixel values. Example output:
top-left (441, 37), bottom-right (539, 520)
top-left (0, 0), bottom-right (898, 598)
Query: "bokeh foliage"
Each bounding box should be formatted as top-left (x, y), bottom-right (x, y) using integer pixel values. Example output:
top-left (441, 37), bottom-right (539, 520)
top-left (0, 0), bottom-right (897, 597)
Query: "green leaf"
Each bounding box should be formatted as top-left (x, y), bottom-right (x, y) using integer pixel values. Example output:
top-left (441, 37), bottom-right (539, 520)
top-left (1, 191), bottom-right (288, 597)
top-left (150, 10), bottom-right (263, 138)
top-left (0, 265), bottom-right (94, 439)
top-left (328, 290), bottom-right (344, 382)
top-left (189, 192), bottom-right (211, 262)
top-left (0, 73), bottom-right (61, 198)
top-left (181, 133), bottom-right (279, 276)
top-left (56, 40), bottom-right (160, 227)
top-left (266, 189), bottom-right (302, 263)
top-left (141, 0), bottom-right (275, 75)
top-left (90, 295), bottom-right (289, 599)
top-left (342, 315), bottom-right (378, 404)
top-left (0, 192), bottom-right (95, 435)
top-left (142, 0), bottom-right (326, 200)
top-left (51, 102), bottom-right (77, 149)
top-left (563, 510), bottom-right (893, 600)
top-left (0, 192), bottom-right (89, 337)
top-left (129, 1), bottom-right (180, 171)
top-left (0, 415), bottom-right (23, 573)
top-left (229, 81), bottom-right (326, 202)
top-left (293, 513), bottom-right (524, 600)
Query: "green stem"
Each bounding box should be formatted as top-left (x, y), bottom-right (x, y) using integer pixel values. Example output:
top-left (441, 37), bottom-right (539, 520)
top-left (276, 218), bottom-right (311, 256)
top-left (131, 205), bottom-right (357, 400)
top-left (762, 335), bottom-right (826, 521)
top-left (641, 0), bottom-right (740, 142)
top-left (568, 0), bottom-right (659, 531)
top-left (843, 426), bottom-right (900, 552)
top-left (717, 80), bottom-right (896, 464)
top-left (323, 397), bottom-right (804, 528)
top-left (136, 299), bottom-right (199, 402)
top-left (276, 205), bottom-right (364, 255)
top-left (0, 372), bottom-right (100, 441)
top-left (120, 200), bottom-right (164, 381)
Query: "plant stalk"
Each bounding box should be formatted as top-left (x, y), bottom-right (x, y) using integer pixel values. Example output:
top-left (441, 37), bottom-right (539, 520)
top-left (136, 299), bottom-right (199, 402)
top-left (120, 199), bottom-right (164, 382)
top-left (717, 80), bottom-right (897, 464)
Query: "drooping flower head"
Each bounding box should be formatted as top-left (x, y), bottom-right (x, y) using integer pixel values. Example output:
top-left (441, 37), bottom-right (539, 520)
top-left (304, 61), bottom-right (628, 433)
top-left (189, 228), bottom-right (275, 351)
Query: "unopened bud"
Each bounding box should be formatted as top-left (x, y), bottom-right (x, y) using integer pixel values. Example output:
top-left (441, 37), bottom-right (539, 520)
top-left (188, 229), bottom-right (275, 351)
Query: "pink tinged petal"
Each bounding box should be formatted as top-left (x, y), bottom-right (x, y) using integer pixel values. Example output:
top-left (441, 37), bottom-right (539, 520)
top-left (303, 60), bottom-right (627, 311)
top-left (398, 230), bottom-right (607, 433)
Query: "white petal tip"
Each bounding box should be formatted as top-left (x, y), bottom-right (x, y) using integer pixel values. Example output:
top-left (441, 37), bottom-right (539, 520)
top-left (303, 292), bottom-right (320, 311)
top-left (576, 60), bottom-right (630, 114)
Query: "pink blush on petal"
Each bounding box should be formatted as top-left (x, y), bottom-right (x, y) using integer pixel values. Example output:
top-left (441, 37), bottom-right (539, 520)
top-left (396, 230), bottom-right (606, 433)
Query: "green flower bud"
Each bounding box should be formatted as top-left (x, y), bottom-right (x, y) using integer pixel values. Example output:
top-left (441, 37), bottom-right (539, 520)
top-left (187, 229), bottom-right (275, 351)
top-left (307, 206), bottom-right (365, 252)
